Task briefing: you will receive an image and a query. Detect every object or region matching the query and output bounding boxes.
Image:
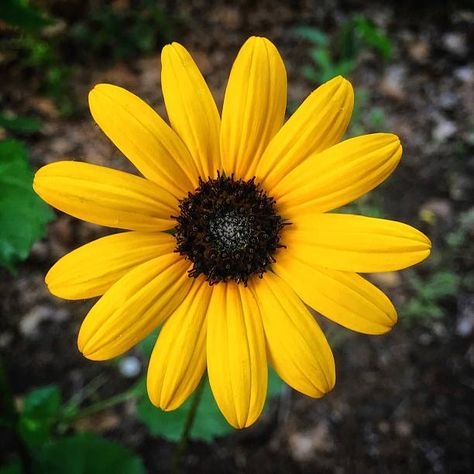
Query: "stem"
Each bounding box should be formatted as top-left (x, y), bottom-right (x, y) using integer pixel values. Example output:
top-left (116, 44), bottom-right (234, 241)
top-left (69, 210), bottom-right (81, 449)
top-left (171, 377), bottom-right (206, 474)
top-left (62, 387), bottom-right (139, 423)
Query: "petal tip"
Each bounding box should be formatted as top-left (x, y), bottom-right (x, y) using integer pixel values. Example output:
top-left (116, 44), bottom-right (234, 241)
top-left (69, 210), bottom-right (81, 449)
top-left (88, 83), bottom-right (115, 100)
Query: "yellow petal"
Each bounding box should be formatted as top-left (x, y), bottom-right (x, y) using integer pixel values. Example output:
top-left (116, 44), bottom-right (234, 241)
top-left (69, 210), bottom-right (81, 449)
top-left (207, 282), bottom-right (267, 428)
top-left (220, 36), bottom-right (287, 179)
top-left (272, 133), bottom-right (402, 216)
top-left (46, 232), bottom-right (176, 300)
top-left (161, 42), bottom-right (220, 179)
top-left (256, 76), bottom-right (353, 190)
top-left (147, 277), bottom-right (211, 410)
top-left (250, 272), bottom-right (335, 398)
top-left (273, 250), bottom-right (397, 334)
top-left (89, 84), bottom-right (199, 197)
top-left (285, 213), bottom-right (431, 272)
top-left (33, 161), bottom-right (177, 231)
top-left (78, 253), bottom-right (191, 360)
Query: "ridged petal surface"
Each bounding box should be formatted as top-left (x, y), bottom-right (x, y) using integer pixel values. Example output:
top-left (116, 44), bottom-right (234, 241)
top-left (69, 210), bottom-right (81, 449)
top-left (78, 253), bottom-right (191, 360)
top-left (250, 272), bottom-right (335, 398)
top-left (46, 232), bottom-right (175, 300)
top-left (271, 133), bottom-right (402, 216)
top-left (207, 282), bottom-right (267, 428)
top-left (274, 250), bottom-right (397, 334)
top-left (148, 277), bottom-right (211, 410)
top-left (256, 76), bottom-right (353, 190)
top-left (284, 213), bottom-right (431, 272)
top-left (161, 42), bottom-right (221, 179)
top-left (220, 36), bottom-right (287, 179)
top-left (33, 161), bottom-right (177, 231)
top-left (89, 84), bottom-right (199, 196)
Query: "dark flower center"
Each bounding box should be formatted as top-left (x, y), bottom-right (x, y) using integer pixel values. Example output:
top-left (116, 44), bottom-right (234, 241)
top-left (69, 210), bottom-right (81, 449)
top-left (174, 173), bottom-right (287, 285)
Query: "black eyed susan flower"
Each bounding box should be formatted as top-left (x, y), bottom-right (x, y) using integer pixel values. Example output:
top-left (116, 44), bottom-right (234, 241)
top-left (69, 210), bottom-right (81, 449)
top-left (33, 37), bottom-right (431, 428)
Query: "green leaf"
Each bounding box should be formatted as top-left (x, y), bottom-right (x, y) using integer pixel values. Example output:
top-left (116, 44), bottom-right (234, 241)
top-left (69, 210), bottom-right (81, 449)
top-left (353, 15), bottom-right (393, 60)
top-left (0, 114), bottom-right (42, 133)
top-left (18, 385), bottom-right (62, 447)
top-left (137, 328), bottom-right (159, 359)
top-left (267, 367), bottom-right (284, 399)
top-left (138, 369), bottom-right (284, 443)
top-left (0, 139), bottom-right (54, 271)
top-left (0, 0), bottom-right (52, 32)
top-left (293, 26), bottom-right (328, 46)
top-left (137, 378), bottom-right (232, 442)
top-left (0, 461), bottom-right (23, 474)
top-left (22, 385), bottom-right (61, 418)
top-left (35, 433), bottom-right (146, 474)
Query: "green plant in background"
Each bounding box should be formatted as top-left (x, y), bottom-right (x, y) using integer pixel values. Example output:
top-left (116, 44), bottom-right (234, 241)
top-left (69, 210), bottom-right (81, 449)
top-left (0, 328), bottom-right (285, 472)
top-left (294, 16), bottom-right (392, 136)
top-left (1, 0), bottom-right (51, 32)
top-left (1, 0), bottom-right (76, 116)
top-left (70, 0), bottom-right (173, 63)
top-left (401, 206), bottom-right (474, 324)
top-left (0, 113), bottom-right (42, 134)
top-left (347, 88), bottom-right (388, 136)
top-left (0, 368), bottom-right (146, 474)
top-left (8, 34), bottom-right (77, 117)
top-left (0, 139), bottom-right (54, 272)
top-left (337, 192), bottom-right (385, 218)
top-left (294, 15), bottom-right (392, 84)
top-left (402, 270), bottom-right (461, 322)
top-left (1, 0), bottom-right (173, 116)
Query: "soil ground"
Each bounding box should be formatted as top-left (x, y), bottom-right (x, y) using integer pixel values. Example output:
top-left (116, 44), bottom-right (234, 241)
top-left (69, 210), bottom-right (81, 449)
top-left (1, 1), bottom-right (473, 473)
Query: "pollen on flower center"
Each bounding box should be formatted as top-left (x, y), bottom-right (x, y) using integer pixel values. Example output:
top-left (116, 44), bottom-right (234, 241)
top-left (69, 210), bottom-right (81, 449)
top-left (174, 173), bottom-right (287, 285)
top-left (208, 210), bottom-right (253, 253)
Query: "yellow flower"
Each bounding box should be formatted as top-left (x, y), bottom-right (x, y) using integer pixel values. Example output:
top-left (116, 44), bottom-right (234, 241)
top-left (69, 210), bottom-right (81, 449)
top-left (33, 37), bottom-right (431, 429)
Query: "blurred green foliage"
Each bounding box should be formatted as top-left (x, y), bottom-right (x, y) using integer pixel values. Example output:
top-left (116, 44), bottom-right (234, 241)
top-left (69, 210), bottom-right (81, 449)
top-left (0, 139), bottom-right (54, 272)
top-left (401, 208), bottom-right (474, 323)
top-left (402, 270), bottom-right (461, 321)
top-left (70, 0), bottom-right (173, 63)
top-left (137, 370), bottom-right (283, 442)
top-left (446, 208), bottom-right (474, 284)
top-left (294, 15), bottom-right (393, 84)
top-left (294, 16), bottom-right (392, 137)
top-left (137, 378), bottom-right (232, 442)
top-left (0, 363), bottom-right (145, 473)
top-left (1, 0), bottom-right (52, 32)
top-left (18, 385), bottom-right (62, 448)
top-left (35, 434), bottom-right (146, 474)
top-left (338, 193), bottom-right (385, 218)
top-left (1, 0), bottom-right (173, 116)
top-left (136, 329), bottom-right (284, 441)
top-left (0, 344), bottom-right (284, 468)
top-left (347, 88), bottom-right (388, 136)
top-left (0, 113), bottom-right (43, 134)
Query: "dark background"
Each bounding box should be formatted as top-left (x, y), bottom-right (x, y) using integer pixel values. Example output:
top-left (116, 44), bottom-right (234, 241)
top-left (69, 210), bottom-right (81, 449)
top-left (1, 1), bottom-right (473, 472)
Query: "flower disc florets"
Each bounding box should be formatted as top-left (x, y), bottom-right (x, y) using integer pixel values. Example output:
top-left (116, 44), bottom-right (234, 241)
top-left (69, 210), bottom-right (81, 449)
top-left (174, 173), bottom-right (287, 285)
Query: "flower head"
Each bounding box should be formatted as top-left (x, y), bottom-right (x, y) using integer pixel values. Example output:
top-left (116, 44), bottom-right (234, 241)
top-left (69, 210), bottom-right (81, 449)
top-left (33, 37), bottom-right (431, 428)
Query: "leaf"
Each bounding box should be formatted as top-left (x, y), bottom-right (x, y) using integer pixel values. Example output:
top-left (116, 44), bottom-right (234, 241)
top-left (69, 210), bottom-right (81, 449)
top-left (0, 114), bottom-right (42, 133)
top-left (138, 369), bottom-right (284, 442)
top-left (293, 26), bottom-right (328, 46)
top-left (137, 328), bottom-right (159, 359)
top-left (353, 15), bottom-right (393, 60)
top-left (0, 461), bottom-right (23, 474)
top-left (267, 367), bottom-right (284, 399)
top-left (18, 385), bottom-right (62, 447)
top-left (0, 0), bottom-right (52, 32)
top-left (0, 139), bottom-right (54, 271)
top-left (22, 385), bottom-right (62, 419)
top-left (137, 377), bottom-right (232, 442)
top-left (35, 433), bottom-right (146, 474)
